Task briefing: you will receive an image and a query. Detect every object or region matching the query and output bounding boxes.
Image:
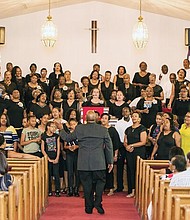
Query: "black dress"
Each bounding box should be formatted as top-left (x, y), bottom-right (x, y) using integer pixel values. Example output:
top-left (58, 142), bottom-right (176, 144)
top-left (30, 103), bottom-right (51, 119)
top-left (100, 82), bottom-right (114, 101)
top-left (62, 100), bottom-right (79, 119)
top-left (38, 80), bottom-right (50, 99)
top-left (80, 87), bottom-right (90, 102)
top-left (88, 80), bottom-right (100, 92)
top-left (152, 85), bottom-right (163, 98)
top-left (115, 75), bottom-right (124, 88)
top-left (106, 100), bottom-right (114, 109)
top-left (109, 102), bottom-right (129, 119)
top-left (132, 72), bottom-right (150, 96)
top-left (50, 100), bottom-right (63, 109)
top-left (0, 81), bottom-right (17, 95)
top-left (25, 73), bottom-right (40, 83)
top-left (125, 125), bottom-right (147, 194)
top-left (0, 97), bottom-right (6, 115)
top-left (82, 100), bottom-right (105, 107)
top-left (63, 124), bottom-right (79, 190)
top-left (174, 80), bottom-right (189, 100)
top-left (53, 85), bottom-right (68, 100)
top-left (65, 81), bottom-right (77, 91)
top-left (5, 100), bottom-right (25, 128)
top-left (41, 132), bottom-right (60, 193)
top-left (24, 84), bottom-right (43, 108)
top-left (136, 98), bottom-right (162, 129)
top-left (14, 77), bottom-right (26, 101)
top-left (156, 131), bottom-right (176, 160)
top-left (118, 83), bottom-right (136, 102)
top-left (105, 126), bottom-right (120, 189)
top-left (172, 99), bottom-right (190, 127)
top-left (49, 72), bottom-right (64, 91)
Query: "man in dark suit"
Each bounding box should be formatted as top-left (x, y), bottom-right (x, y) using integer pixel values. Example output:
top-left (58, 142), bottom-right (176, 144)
top-left (59, 110), bottom-right (113, 214)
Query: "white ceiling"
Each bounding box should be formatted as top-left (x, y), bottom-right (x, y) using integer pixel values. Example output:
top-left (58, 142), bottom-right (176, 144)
top-left (0, 0), bottom-right (190, 20)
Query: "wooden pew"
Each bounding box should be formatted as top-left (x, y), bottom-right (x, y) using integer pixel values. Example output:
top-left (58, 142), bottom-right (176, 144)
top-left (145, 171), bottom-right (170, 220)
top-left (1, 157), bottom-right (47, 220)
top-left (157, 179), bottom-right (170, 220)
top-left (152, 173), bottom-right (160, 220)
top-left (136, 157), bottom-right (168, 212)
top-left (7, 156), bottom-right (48, 210)
top-left (143, 165), bottom-right (156, 220)
top-left (7, 157), bottom-right (48, 220)
top-left (8, 161), bottom-right (39, 219)
top-left (180, 205), bottom-right (190, 220)
top-left (0, 193), bottom-right (7, 220)
top-left (0, 157), bottom-right (48, 220)
top-left (9, 170), bottom-right (32, 220)
top-left (138, 159), bottom-right (169, 219)
top-left (152, 182), bottom-right (190, 220)
top-left (135, 157), bottom-right (188, 220)
top-left (44, 156), bottom-right (48, 206)
top-left (0, 184), bottom-right (16, 220)
top-left (8, 159), bottom-right (45, 213)
top-left (173, 195), bottom-right (190, 220)
top-left (135, 156), bottom-right (141, 207)
top-left (15, 176), bottom-right (24, 220)
top-left (0, 192), bottom-right (8, 220)
top-left (164, 187), bottom-right (190, 220)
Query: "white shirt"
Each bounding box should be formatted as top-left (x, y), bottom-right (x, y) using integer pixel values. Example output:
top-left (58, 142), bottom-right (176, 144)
top-left (157, 73), bottom-right (172, 102)
top-left (129, 97), bottom-right (141, 108)
top-left (169, 168), bottom-right (190, 187)
top-left (115, 117), bottom-right (133, 143)
top-left (185, 69), bottom-right (190, 81)
top-left (49, 118), bottom-right (67, 124)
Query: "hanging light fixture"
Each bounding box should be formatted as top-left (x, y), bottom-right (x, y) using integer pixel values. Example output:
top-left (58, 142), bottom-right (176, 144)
top-left (41, 0), bottom-right (57, 47)
top-left (132, 0), bottom-right (148, 49)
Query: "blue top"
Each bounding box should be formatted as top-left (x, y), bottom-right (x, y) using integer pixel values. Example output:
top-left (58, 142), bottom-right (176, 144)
top-left (0, 173), bottom-right (13, 191)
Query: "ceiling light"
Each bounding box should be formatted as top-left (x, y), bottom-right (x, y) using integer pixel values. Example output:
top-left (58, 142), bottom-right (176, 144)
top-left (41, 0), bottom-right (57, 47)
top-left (132, 0), bottom-right (148, 49)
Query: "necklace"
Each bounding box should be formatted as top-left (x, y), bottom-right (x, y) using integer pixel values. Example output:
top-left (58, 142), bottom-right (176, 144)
top-left (132, 124), bottom-right (140, 132)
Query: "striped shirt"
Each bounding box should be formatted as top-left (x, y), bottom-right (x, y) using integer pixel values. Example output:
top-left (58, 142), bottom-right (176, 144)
top-left (0, 126), bottom-right (19, 150)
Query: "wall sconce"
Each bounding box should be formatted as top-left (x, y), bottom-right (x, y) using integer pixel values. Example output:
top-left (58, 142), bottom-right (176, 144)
top-left (0, 27), bottom-right (5, 45)
top-left (185, 28), bottom-right (190, 46)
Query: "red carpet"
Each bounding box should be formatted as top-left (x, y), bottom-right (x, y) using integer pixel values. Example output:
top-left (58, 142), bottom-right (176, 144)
top-left (40, 192), bottom-right (140, 220)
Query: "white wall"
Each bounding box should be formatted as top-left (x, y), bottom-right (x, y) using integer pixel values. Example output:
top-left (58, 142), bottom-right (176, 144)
top-left (0, 1), bottom-right (189, 84)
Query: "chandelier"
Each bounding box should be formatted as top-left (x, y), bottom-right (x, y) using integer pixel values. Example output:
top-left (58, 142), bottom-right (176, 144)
top-left (132, 0), bottom-right (148, 49)
top-left (41, 0), bottom-right (57, 47)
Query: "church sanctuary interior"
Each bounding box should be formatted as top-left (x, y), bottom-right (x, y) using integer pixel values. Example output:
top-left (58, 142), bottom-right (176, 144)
top-left (0, 1), bottom-right (190, 220)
